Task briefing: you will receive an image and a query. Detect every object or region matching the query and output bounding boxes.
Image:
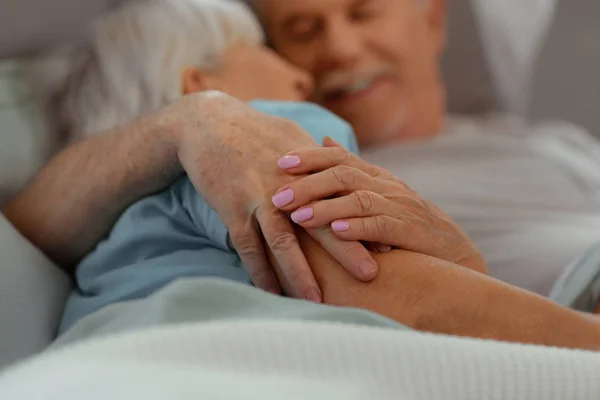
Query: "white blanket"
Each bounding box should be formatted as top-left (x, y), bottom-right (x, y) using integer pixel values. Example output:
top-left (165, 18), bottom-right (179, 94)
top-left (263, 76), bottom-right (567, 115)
top-left (1, 319), bottom-right (599, 399)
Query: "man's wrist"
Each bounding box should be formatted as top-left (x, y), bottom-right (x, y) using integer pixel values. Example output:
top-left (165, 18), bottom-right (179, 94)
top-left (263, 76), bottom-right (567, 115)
top-left (152, 91), bottom-right (231, 151)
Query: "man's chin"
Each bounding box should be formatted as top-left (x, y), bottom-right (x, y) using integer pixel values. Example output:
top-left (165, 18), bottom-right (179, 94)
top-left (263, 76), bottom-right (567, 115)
top-left (352, 114), bottom-right (411, 148)
top-left (354, 125), bottom-right (404, 148)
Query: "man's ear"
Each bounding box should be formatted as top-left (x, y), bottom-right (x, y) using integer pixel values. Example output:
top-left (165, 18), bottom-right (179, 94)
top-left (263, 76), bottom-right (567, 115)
top-left (425, 0), bottom-right (447, 56)
top-left (181, 66), bottom-right (207, 95)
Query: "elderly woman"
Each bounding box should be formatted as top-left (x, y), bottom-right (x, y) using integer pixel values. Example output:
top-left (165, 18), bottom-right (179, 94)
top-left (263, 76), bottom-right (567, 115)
top-left (13, 0), bottom-right (599, 352)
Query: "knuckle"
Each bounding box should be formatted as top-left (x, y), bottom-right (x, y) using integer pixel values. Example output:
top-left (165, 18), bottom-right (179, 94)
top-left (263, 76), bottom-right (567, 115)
top-left (228, 222), bottom-right (262, 256)
top-left (232, 233), bottom-right (260, 258)
top-left (367, 165), bottom-right (384, 178)
top-left (264, 209), bottom-right (289, 231)
top-left (357, 219), bottom-right (369, 234)
top-left (353, 190), bottom-right (374, 214)
top-left (394, 216), bottom-right (416, 235)
top-left (332, 166), bottom-right (356, 186)
top-left (331, 147), bottom-right (351, 163)
top-left (270, 232), bottom-right (300, 253)
top-left (358, 159), bottom-right (384, 178)
top-left (229, 224), bottom-right (249, 242)
top-left (373, 216), bottom-right (394, 236)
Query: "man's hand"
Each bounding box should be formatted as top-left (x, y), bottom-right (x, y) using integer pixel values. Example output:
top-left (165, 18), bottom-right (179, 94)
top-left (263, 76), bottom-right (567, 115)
top-left (166, 92), bottom-right (377, 300)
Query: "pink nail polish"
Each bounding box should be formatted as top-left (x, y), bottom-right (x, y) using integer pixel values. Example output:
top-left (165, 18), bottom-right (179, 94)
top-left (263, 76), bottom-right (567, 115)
top-left (291, 207), bottom-right (314, 224)
top-left (331, 221), bottom-right (350, 232)
top-left (272, 189), bottom-right (294, 208)
top-left (278, 155), bottom-right (301, 169)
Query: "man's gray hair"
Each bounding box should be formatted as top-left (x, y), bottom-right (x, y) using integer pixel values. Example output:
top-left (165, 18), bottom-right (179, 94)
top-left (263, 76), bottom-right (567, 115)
top-left (26, 0), bottom-right (264, 141)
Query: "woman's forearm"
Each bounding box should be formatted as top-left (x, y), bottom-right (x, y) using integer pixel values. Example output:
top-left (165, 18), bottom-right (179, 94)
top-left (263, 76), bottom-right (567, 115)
top-left (294, 230), bottom-right (600, 351)
top-left (412, 263), bottom-right (600, 350)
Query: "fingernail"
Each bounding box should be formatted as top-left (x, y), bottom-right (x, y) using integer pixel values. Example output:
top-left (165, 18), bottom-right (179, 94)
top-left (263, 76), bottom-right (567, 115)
top-left (306, 288), bottom-right (322, 303)
top-left (323, 136), bottom-right (340, 147)
top-left (331, 221), bottom-right (350, 232)
top-left (272, 189), bottom-right (294, 208)
top-left (291, 207), bottom-right (314, 224)
top-left (376, 244), bottom-right (392, 253)
top-left (278, 155), bottom-right (301, 169)
top-left (269, 287), bottom-right (281, 296)
top-left (359, 260), bottom-right (378, 279)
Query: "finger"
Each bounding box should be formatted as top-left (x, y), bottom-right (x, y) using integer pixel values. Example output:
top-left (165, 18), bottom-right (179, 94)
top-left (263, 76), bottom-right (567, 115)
top-left (374, 243), bottom-right (393, 253)
top-left (256, 204), bottom-right (322, 302)
top-left (278, 146), bottom-right (381, 177)
top-left (322, 136), bottom-right (342, 148)
top-left (330, 215), bottom-right (431, 255)
top-left (228, 220), bottom-right (281, 295)
top-left (364, 242), bottom-right (392, 253)
top-left (289, 191), bottom-right (389, 228)
top-left (272, 166), bottom-right (388, 211)
top-left (307, 227), bottom-right (378, 281)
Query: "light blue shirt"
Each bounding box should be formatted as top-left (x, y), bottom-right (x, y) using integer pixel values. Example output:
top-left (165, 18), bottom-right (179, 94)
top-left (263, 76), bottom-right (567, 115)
top-left (59, 101), bottom-right (359, 333)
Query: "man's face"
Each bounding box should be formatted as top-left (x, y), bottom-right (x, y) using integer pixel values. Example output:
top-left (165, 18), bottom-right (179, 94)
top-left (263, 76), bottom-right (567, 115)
top-left (258, 0), bottom-right (447, 146)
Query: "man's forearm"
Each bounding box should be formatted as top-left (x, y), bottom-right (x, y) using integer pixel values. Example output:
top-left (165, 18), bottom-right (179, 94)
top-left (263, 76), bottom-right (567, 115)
top-left (294, 230), bottom-right (600, 351)
top-left (2, 111), bottom-right (182, 268)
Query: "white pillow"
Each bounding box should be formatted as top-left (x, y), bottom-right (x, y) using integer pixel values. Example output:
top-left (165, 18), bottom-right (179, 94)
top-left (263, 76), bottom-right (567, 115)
top-left (0, 214), bottom-right (70, 370)
top-left (0, 62), bottom-right (55, 205)
top-left (441, 0), bottom-right (497, 114)
top-left (529, 1), bottom-right (600, 139)
top-left (473, 0), bottom-right (556, 116)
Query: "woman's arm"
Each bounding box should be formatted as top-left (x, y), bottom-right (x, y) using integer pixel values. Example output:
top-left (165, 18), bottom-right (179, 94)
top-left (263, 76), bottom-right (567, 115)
top-left (289, 229), bottom-right (600, 351)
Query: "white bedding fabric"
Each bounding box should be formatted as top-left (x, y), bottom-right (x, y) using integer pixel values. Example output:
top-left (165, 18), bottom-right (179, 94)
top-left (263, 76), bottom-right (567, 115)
top-left (473, 0), bottom-right (556, 115)
top-left (0, 214), bottom-right (69, 369)
top-left (1, 320), bottom-right (599, 399)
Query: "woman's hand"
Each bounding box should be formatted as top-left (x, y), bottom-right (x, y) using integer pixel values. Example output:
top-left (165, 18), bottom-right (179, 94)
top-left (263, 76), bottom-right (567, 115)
top-left (272, 138), bottom-right (487, 274)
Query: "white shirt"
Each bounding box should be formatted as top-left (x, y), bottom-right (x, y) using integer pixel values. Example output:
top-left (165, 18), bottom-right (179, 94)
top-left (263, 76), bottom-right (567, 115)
top-left (362, 116), bottom-right (600, 296)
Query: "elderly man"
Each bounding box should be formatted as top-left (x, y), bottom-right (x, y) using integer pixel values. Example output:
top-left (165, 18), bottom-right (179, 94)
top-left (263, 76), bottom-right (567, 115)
top-left (250, 0), bottom-right (447, 145)
top-left (4, 0), bottom-right (600, 344)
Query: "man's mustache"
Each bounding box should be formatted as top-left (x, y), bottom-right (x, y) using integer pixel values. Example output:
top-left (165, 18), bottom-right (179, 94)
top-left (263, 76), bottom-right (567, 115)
top-left (313, 65), bottom-right (395, 101)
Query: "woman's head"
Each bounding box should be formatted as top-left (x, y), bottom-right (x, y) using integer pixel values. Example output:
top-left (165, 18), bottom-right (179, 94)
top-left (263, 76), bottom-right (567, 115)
top-left (29, 0), bottom-right (312, 139)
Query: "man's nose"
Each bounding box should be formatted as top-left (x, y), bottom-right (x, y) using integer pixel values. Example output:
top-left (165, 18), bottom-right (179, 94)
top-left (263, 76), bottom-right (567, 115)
top-left (320, 18), bottom-right (363, 68)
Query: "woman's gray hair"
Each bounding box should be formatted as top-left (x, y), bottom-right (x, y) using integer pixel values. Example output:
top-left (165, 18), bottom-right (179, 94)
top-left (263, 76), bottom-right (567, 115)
top-left (26, 0), bottom-right (264, 141)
